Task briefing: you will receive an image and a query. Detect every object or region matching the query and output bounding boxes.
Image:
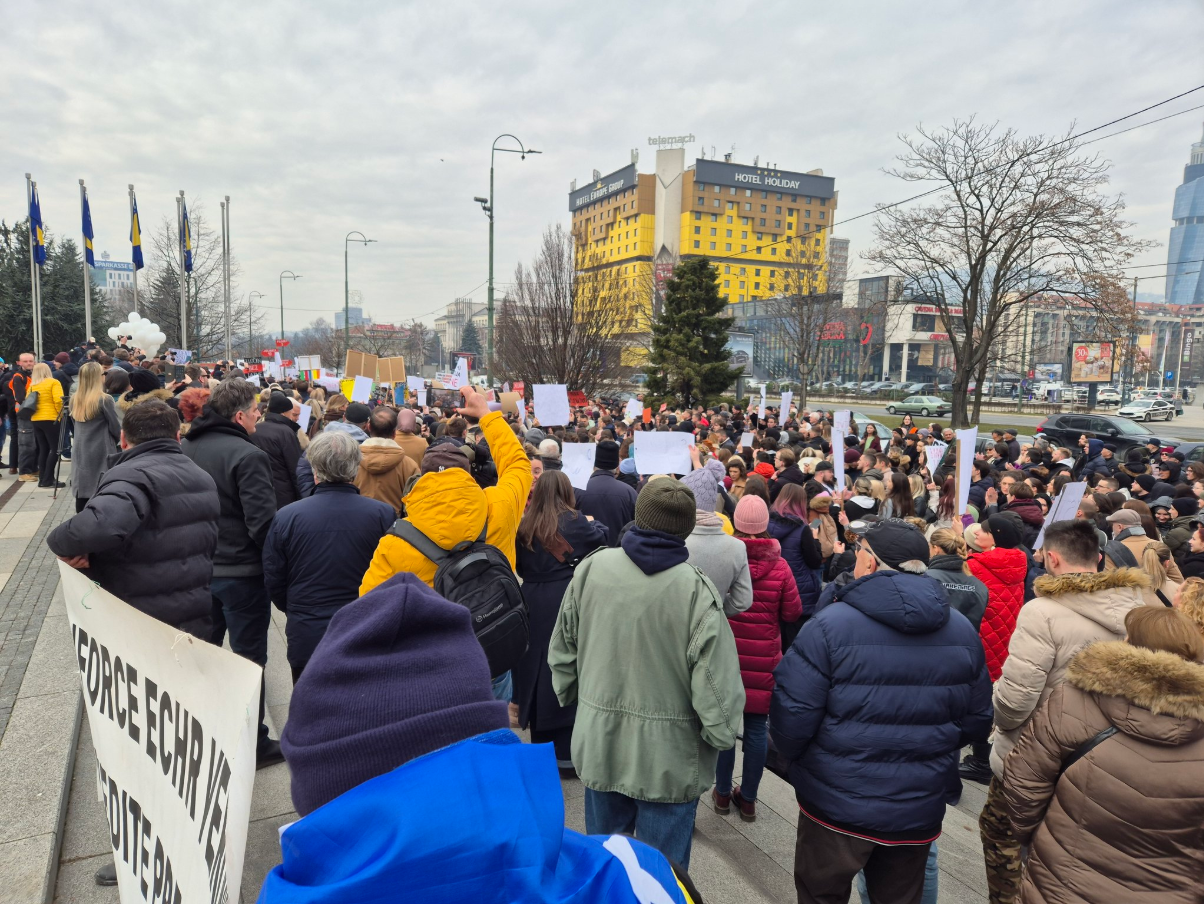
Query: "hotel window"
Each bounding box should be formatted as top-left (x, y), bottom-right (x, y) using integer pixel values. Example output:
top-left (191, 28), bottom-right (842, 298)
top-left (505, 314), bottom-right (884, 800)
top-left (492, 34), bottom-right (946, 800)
top-left (730, 187), bottom-right (736, 195)
top-left (726, 216), bottom-right (733, 223)
top-left (742, 217), bottom-right (749, 225)
top-left (787, 208), bottom-right (795, 217)
top-left (724, 280), bottom-right (730, 287)
top-left (711, 214), bottom-right (718, 222)
top-left (820, 198), bottom-right (827, 205)
top-left (726, 229), bottom-right (732, 237)
top-left (775, 220), bottom-right (782, 228)
top-left (714, 199), bottom-right (721, 208)
top-left (755, 268), bottom-right (761, 276)
top-left (775, 206), bottom-right (782, 214)
top-left (694, 226), bottom-right (700, 234)
top-left (698, 196), bottom-right (705, 205)
top-left (769, 270), bottom-right (776, 277)
top-left (744, 202), bottom-right (751, 211)
top-left (819, 211), bottom-right (826, 219)
top-left (760, 204), bottom-right (767, 212)
top-left (739, 281), bottom-right (745, 289)
top-left (710, 242), bottom-right (717, 250)
top-left (759, 218), bottom-right (766, 226)
top-left (694, 211), bottom-right (701, 220)
top-left (787, 222), bottom-right (793, 230)
top-left (761, 191), bottom-right (768, 199)
top-left (726, 243), bottom-right (732, 251)
top-left (710, 228), bottom-right (717, 236)
top-left (727, 202), bottom-right (735, 210)
top-left (741, 244), bottom-right (747, 251)
top-left (804, 196), bottom-right (812, 203)
top-left (741, 231), bottom-right (748, 239)
top-left (745, 189), bottom-right (752, 197)
top-left (756, 247), bottom-right (762, 254)
top-left (754, 282), bottom-right (760, 290)
top-left (791, 194), bottom-right (797, 202)
top-left (739, 295), bottom-right (745, 302)
top-left (714, 185), bottom-right (721, 193)
top-left (725, 265), bottom-right (731, 273)
top-left (814, 238), bottom-right (820, 246)
top-left (757, 232), bottom-right (763, 240)
top-left (805, 210), bottom-right (811, 218)
top-left (694, 240), bottom-right (700, 248)
top-left (776, 193), bottom-right (782, 200)
top-left (771, 247), bottom-right (777, 256)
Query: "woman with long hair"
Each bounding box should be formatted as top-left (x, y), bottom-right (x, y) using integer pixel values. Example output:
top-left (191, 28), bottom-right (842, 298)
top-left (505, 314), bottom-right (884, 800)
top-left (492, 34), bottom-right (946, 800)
top-left (879, 471), bottom-right (915, 519)
top-left (932, 476), bottom-right (958, 527)
top-left (26, 362), bottom-right (64, 487)
top-left (767, 484), bottom-right (824, 629)
top-left (909, 472), bottom-right (930, 519)
top-left (513, 471), bottom-right (609, 771)
top-left (1139, 541), bottom-right (1182, 607)
top-left (899, 413), bottom-right (918, 434)
top-left (742, 473), bottom-right (772, 506)
top-left (861, 423), bottom-right (882, 453)
top-left (68, 362), bottom-right (121, 511)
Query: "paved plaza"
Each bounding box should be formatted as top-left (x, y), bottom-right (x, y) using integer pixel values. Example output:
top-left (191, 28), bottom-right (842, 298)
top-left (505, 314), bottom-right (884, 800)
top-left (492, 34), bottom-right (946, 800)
top-left (0, 454), bottom-right (988, 904)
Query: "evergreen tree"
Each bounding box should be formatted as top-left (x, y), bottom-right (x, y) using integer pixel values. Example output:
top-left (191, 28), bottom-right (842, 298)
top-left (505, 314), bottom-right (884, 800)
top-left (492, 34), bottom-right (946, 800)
top-left (459, 320), bottom-right (483, 356)
top-left (645, 257), bottom-right (742, 408)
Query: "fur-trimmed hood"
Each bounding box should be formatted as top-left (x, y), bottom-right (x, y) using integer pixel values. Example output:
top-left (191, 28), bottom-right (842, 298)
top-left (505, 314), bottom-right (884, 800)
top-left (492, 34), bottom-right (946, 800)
top-left (1068, 641), bottom-right (1204, 744)
top-left (1030, 568), bottom-right (1150, 636)
top-left (118, 387), bottom-right (173, 411)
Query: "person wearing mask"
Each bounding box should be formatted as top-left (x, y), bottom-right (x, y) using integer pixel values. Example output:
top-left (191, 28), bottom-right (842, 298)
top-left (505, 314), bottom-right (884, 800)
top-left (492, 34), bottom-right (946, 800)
top-left (959, 514), bottom-right (1032, 785)
top-left (925, 528), bottom-right (989, 630)
top-left (512, 471), bottom-right (609, 772)
top-left (576, 440), bottom-right (638, 548)
top-left (251, 390), bottom-right (304, 512)
top-left (68, 361), bottom-right (121, 512)
top-left (1003, 607), bottom-right (1204, 904)
top-left (46, 399), bottom-right (220, 889)
top-left (261, 574), bottom-right (701, 904)
top-left (548, 479), bottom-right (744, 869)
top-left (354, 405), bottom-right (420, 516)
top-left (682, 453), bottom-right (751, 614)
top-left (979, 519), bottom-right (1147, 904)
top-left (182, 377), bottom-right (282, 768)
top-left (766, 484), bottom-right (824, 626)
top-left (263, 431), bottom-right (394, 683)
top-left (26, 362), bottom-right (65, 487)
top-left (713, 495), bottom-right (802, 822)
top-left (772, 519), bottom-right (993, 904)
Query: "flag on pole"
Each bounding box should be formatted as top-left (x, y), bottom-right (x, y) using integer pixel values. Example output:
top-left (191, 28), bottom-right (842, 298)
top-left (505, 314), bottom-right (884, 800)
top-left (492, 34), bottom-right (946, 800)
top-left (180, 197), bottom-right (193, 273)
top-left (29, 184), bottom-right (46, 266)
top-left (130, 191), bottom-right (144, 270)
top-left (81, 188), bottom-right (95, 266)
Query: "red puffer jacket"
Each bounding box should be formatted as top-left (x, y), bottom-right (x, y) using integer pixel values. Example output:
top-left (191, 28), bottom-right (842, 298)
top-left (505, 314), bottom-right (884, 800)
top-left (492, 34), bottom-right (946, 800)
top-left (967, 546), bottom-right (1029, 681)
top-left (731, 537), bottom-right (803, 713)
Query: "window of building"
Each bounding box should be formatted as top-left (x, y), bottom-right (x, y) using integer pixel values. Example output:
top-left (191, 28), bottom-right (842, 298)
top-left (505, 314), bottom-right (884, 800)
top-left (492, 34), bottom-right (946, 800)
top-left (776, 193), bottom-right (782, 200)
top-left (791, 194), bottom-right (797, 202)
top-left (726, 215), bottom-right (733, 224)
top-left (754, 268), bottom-right (761, 276)
top-left (819, 211), bottom-right (826, 219)
top-left (725, 265), bottom-right (731, 273)
top-left (714, 184), bottom-right (721, 193)
top-left (756, 232), bottom-right (763, 240)
top-left (727, 202), bottom-right (735, 210)
top-left (693, 240), bottom-right (700, 248)
top-left (739, 281), bottom-right (746, 289)
top-left (775, 206), bottom-right (782, 214)
top-left (761, 191), bottom-right (768, 199)
top-left (912, 313), bottom-right (937, 332)
top-left (714, 199), bottom-right (721, 208)
top-left (744, 202), bottom-right (751, 211)
top-left (741, 244), bottom-right (747, 251)
top-left (760, 204), bottom-right (767, 212)
top-left (741, 231), bottom-right (748, 239)
top-left (804, 196), bottom-right (812, 204)
top-left (710, 228), bottom-right (717, 236)
top-left (805, 210), bottom-right (812, 218)
top-left (698, 196), bottom-right (705, 205)
top-left (739, 294), bottom-right (745, 302)
top-left (745, 189), bottom-right (752, 197)
top-left (711, 214), bottom-right (718, 222)
top-left (756, 247), bottom-right (762, 254)
top-left (710, 242), bottom-right (717, 250)
top-left (787, 208), bottom-right (795, 217)
top-left (726, 229), bottom-right (732, 237)
top-left (724, 279), bottom-right (730, 287)
top-left (775, 220), bottom-right (782, 228)
top-left (771, 247), bottom-right (777, 256)
top-left (769, 269), bottom-right (776, 278)
top-left (730, 187), bottom-right (737, 195)
top-left (787, 222), bottom-right (793, 231)
top-left (726, 243), bottom-right (732, 251)
top-left (694, 211), bottom-right (701, 220)
top-left (754, 282), bottom-right (760, 290)
top-left (694, 226), bottom-right (701, 234)
top-left (814, 238), bottom-right (820, 246)
top-left (696, 183), bottom-right (703, 192)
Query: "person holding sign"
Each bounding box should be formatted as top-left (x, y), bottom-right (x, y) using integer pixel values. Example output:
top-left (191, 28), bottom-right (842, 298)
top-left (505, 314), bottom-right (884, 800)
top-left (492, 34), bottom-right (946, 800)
top-left (576, 440), bottom-right (637, 548)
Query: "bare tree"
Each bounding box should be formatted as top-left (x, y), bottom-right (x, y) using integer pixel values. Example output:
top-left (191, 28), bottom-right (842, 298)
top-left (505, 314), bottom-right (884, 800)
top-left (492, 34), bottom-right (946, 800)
top-left (403, 320), bottom-right (436, 368)
top-left (495, 223), bottom-right (635, 395)
top-left (867, 119), bottom-right (1150, 426)
top-left (289, 317), bottom-right (343, 370)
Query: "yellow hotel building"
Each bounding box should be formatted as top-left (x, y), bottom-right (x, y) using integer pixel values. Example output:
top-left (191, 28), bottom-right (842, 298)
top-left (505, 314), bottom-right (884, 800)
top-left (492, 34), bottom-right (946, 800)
top-left (569, 148), bottom-right (838, 337)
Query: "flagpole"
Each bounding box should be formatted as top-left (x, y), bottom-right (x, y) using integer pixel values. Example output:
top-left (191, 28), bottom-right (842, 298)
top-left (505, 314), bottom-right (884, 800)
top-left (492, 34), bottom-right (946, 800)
top-left (79, 180), bottom-right (93, 342)
top-left (177, 191), bottom-right (187, 351)
top-left (25, 174), bottom-right (40, 357)
top-left (129, 184), bottom-right (138, 314)
top-left (222, 196), bottom-right (231, 361)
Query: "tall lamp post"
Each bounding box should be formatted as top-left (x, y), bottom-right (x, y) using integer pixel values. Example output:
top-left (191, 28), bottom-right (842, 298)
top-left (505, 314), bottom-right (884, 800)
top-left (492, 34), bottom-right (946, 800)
top-left (344, 231), bottom-right (376, 369)
top-left (476, 134), bottom-right (541, 388)
top-left (246, 290), bottom-right (264, 358)
top-left (279, 270), bottom-right (302, 343)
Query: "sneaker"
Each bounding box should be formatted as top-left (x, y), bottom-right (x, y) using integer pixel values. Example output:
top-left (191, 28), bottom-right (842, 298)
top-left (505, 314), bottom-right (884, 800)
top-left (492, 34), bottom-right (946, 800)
top-left (94, 860), bottom-right (118, 886)
top-left (732, 786), bottom-right (756, 822)
top-left (711, 787), bottom-right (731, 815)
top-left (256, 739), bottom-right (285, 770)
top-left (18, 474), bottom-right (37, 481)
top-left (958, 754), bottom-right (993, 784)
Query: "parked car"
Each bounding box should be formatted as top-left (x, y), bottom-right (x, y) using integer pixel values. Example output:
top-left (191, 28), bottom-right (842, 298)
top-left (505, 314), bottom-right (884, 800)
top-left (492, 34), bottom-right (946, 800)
top-left (938, 383), bottom-right (953, 393)
top-left (899, 382), bottom-right (938, 395)
top-left (1034, 412), bottom-right (1168, 455)
top-left (886, 395), bottom-right (952, 417)
top-left (854, 417), bottom-right (891, 441)
top-left (1117, 398), bottom-right (1175, 422)
top-left (863, 381), bottom-right (896, 395)
top-left (1173, 441), bottom-right (1204, 464)
top-left (816, 381), bottom-right (843, 392)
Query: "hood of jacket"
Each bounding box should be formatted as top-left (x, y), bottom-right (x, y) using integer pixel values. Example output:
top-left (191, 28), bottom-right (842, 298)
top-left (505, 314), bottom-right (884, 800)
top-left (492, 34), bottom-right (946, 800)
top-left (1030, 568), bottom-right (1150, 635)
top-left (359, 437), bottom-right (408, 474)
top-left (1068, 641), bottom-right (1204, 745)
top-left (620, 526), bottom-right (690, 575)
top-left (117, 386), bottom-right (173, 412)
top-left (833, 569), bottom-right (950, 635)
top-left (324, 421), bottom-right (369, 442)
top-left (1003, 496), bottom-right (1045, 527)
top-left (927, 553), bottom-right (969, 575)
top-left (739, 536), bottom-right (783, 580)
top-left (182, 409), bottom-right (252, 443)
top-left (968, 545), bottom-right (1029, 584)
top-left (1086, 438), bottom-right (1104, 458)
top-left (402, 464), bottom-right (488, 549)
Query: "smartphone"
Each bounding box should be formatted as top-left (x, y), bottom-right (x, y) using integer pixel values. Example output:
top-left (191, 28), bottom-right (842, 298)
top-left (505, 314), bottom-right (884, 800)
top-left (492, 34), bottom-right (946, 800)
top-left (172, 364), bottom-right (185, 382)
top-left (431, 388), bottom-right (461, 410)
top-left (810, 518), bottom-right (822, 531)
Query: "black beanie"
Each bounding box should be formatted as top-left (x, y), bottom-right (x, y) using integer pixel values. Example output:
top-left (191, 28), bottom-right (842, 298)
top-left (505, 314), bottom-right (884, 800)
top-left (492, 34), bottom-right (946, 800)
top-left (1135, 474), bottom-right (1156, 492)
top-left (1172, 496), bottom-right (1200, 518)
top-left (127, 368), bottom-right (160, 395)
top-left (986, 513), bottom-right (1023, 550)
top-left (281, 574), bottom-right (508, 816)
top-left (268, 391), bottom-right (294, 414)
top-left (594, 440), bottom-right (620, 471)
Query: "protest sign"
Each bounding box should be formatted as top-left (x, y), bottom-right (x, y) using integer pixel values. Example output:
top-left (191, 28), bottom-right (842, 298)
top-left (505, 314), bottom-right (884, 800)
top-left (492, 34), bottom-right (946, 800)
top-left (167, 348), bottom-right (192, 364)
top-left (350, 375), bottom-right (373, 403)
top-left (561, 443), bottom-right (596, 490)
top-left (925, 440), bottom-right (949, 478)
top-left (444, 357), bottom-right (469, 390)
top-left (955, 427), bottom-right (977, 516)
top-left (642, 407), bottom-right (652, 424)
top-left (624, 398), bottom-right (642, 421)
top-left (633, 431), bottom-right (693, 475)
top-left (533, 384), bottom-right (571, 427)
top-left (516, 398), bottom-right (527, 423)
top-left (393, 385), bottom-right (406, 406)
top-left (295, 354), bottom-right (321, 372)
top-left (512, 381), bottom-right (525, 394)
top-left (568, 390), bottom-right (589, 408)
top-left (407, 376), bottom-right (426, 394)
top-left (758, 386), bottom-right (767, 420)
top-left (344, 350), bottom-right (378, 381)
top-left (1034, 481), bottom-right (1088, 549)
top-left (60, 563), bottom-right (260, 904)
top-left (499, 392), bottom-right (522, 414)
top-left (415, 389), bottom-right (427, 407)
top-left (296, 403), bottom-right (312, 434)
top-left (376, 356), bottom-right (407, 385)
top-left (779, 391), bottom-right (793, 418)
top-left (245, 373), bottom-right (261, 387)
top-left (739, 431), bottom-right (754, 450)
top-left (833, 410), bottom-right (851, 489)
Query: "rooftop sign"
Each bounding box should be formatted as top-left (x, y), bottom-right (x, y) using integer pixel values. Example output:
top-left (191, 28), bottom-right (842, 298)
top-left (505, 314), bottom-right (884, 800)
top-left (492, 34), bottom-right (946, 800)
top-left (694, 159), bottom-right (835, 198)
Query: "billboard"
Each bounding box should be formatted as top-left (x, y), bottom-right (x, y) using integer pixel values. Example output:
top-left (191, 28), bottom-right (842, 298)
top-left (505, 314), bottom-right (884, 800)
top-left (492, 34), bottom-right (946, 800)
top-left (1032, 362), bottom-right (1063, 382)
top-left (726, 330), bottom-right (754, 376)
top-left (1183, 327), bottom-right (1195, 368)
top-left (1069, 342), bottom-right (1114, 383)
top-left (693, 159), bottom-right (836, 199)
top-left (569, 164), bottom-right (638, 211)
top-left (819, 321), bottom-right (845, 345)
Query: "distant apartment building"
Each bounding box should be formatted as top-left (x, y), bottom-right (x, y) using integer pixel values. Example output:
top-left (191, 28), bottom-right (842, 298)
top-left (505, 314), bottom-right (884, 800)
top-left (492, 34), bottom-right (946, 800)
top-left (1166, 123), bottom-right (1204, 305)
top-left (433, 297), bottom-right (487, 353)
top-left (334, 306), bottom-right (366, 330)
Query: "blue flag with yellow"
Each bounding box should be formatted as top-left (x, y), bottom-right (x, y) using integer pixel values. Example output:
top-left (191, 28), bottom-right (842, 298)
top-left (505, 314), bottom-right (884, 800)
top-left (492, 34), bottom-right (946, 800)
top-left (82, 190), bottom-right (95, 267)
top-left (29, 185), bottom-right (46, 266)
top-left (180, 198), bottom-right (193, 273)
top-left (130, 192), bottom-right (144, 270)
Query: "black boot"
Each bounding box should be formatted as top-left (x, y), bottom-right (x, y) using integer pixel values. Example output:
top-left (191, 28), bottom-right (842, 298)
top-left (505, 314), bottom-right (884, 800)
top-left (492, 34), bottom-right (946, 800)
top-left (94, 860), bottom-right (118, 886)
top-left (958, 754), bottom-right (993, 784)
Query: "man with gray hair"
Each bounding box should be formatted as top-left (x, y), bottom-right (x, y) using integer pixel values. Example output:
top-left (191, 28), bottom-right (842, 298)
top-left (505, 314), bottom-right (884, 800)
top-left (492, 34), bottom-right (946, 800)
top-left (263, 431), bottom-right (395, 683)
top-left (538, 437), bottom-right (562, 471)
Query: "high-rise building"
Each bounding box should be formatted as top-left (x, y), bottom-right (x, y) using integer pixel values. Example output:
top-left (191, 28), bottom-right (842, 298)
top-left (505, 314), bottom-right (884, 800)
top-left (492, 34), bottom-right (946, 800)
top-left (334, 306), bottom-right (366, 330)
top-left (569, 148), bottom-right (839, 331)
top-left (828, 237), bottom-right (849, 290)
top-left (1166, 123), bottom-right (1204, 305)
top-left (89, 251), bottom-right (134, 292)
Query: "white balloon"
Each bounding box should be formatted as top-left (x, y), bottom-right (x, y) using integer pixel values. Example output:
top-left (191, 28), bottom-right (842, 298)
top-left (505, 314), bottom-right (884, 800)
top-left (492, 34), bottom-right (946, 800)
top-left (154, 332), bottom-right (166, 344)
top-left (128, 312), bottom-right (141, 322)
top-left (107, 327), bottom-right (120, 340)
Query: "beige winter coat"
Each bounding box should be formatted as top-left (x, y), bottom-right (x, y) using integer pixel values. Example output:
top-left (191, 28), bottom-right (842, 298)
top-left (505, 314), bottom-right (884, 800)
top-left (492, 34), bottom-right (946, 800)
top-left (1004, 642), bottom-right (1204, 904)
top-left (989, 568), bottom-right (1149, 778)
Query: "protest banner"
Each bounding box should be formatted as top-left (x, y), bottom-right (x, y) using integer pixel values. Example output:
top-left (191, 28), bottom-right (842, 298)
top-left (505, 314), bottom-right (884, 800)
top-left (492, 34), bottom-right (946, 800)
top-left (779, 391), bottom-right (793, 418)
top-left (60, 563), bottom-right (260, 904)
top-left (533, 384), bottom-right (571, 427)
top-left (406, 376), bottom-right (426, 394)
top-left (376, 357), bottom-right (407, 385)
top-left (567, 390), bottom-right (589, 408)
top-left (925, 440), bottom-right (949, 477)
top-left (499, 392), bottom-right (522, 414)
top-left (167, 348), bottom-right (192, 364)
top-left (832, 410), bottom-right (851, 490)
top-left (739, 431), bottom-right (754, 450)
top-left (1034, 481), bottom-right (1088, 548)
top-left (955, 427), bottom-right (977, 517)
top-left (758, 386), bottom-right (767, 420)
top-left (344, 350), bottom-right (379, 381)
top-left (561, 443), bottom-right (596, 490)
top-left (295, 354), bottom-right (321, 372)
top-left (633, 431), bottom-right (693, 475)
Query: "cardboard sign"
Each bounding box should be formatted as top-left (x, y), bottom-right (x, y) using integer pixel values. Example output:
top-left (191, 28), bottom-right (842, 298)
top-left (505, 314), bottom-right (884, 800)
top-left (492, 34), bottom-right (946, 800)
top-left (500, 392), bottom-right (522, 415)
top-left (780, 391), bottom-right (794, 418)
top-left (568, 390), bottom-right (589, 408)
top-left (376, 356), bottom-right (407, 385)
top-left (344, 350), bottom-right (379, 381)
top-left (60, 563), bottom-right (261, 904)
top-left (533, 384), bottom-right (572, 427)
top-left (561, 443), bottom-right (597, 490)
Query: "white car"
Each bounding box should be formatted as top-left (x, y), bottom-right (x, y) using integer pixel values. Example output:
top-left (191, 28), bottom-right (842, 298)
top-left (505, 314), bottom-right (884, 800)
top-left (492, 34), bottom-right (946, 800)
top-left (1096, 389), bottom-right (1121, 404)
top-left (1117, 398), bottom-right (1174, 422)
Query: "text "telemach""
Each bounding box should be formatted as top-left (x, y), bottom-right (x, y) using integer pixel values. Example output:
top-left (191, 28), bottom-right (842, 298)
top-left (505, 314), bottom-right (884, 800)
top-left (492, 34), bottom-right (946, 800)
top-left (648, 135), bottom-right (695, 147)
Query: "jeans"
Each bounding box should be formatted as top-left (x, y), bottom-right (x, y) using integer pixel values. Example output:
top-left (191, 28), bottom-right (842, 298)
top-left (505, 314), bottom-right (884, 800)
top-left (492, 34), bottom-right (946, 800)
top-left (584, 788), bottom-right (697, 869)
top-left (210, 577), bottom-right (273, 753)
top-left (856, 842), bottom-right (938, 904)
top-left (715, 712), bottom-right (769, 801)
top-left (491, 670), bottom-right (513, 703)
top-left (33, 420), bottom-right (60, 485)
top-left (60, 415), bottom-right (73, 457)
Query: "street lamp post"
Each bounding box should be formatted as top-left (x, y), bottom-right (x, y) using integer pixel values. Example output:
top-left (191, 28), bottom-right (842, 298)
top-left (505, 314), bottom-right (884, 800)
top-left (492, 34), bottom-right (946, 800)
top-left (247, 290), bottom-right (264, 358)
top-left (476, 134), bottom-right (541, 388)
top-left (279, 270), bottom-right (302, 344)
top-left (344, 231), bottom-right (376, 370)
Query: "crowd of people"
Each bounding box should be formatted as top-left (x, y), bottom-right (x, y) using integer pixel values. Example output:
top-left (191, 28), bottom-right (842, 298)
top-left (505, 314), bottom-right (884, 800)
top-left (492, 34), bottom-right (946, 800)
top-left (6, 338), bottom-right (1203, 903)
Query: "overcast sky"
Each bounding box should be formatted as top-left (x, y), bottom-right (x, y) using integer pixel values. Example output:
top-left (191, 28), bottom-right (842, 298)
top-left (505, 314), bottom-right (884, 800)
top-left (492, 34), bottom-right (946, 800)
top-left (3, 0), bottom-right (1203, 332)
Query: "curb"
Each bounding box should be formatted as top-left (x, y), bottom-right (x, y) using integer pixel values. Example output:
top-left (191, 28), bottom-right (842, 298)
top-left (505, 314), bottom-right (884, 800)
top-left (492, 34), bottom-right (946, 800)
top-left (42, 691), bottom-right (82, 904)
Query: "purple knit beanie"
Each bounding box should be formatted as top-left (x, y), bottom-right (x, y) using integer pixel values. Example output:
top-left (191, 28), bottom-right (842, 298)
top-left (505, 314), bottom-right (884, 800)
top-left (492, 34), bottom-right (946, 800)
top-left (281, 573), bottom-right (508, 816)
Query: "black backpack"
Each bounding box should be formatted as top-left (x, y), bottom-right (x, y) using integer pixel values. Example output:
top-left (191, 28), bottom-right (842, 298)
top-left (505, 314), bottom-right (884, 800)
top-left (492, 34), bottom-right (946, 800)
top-left (389, 519), bottom-right (528, 678)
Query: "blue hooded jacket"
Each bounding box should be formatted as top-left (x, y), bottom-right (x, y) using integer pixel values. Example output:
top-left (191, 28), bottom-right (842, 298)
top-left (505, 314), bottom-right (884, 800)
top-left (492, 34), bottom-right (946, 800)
top-left (1078, 438), bottom-right (1113, 483)
top-left (770, 569), bottom-right (993, 842)
top-left (258, 729), bottom-right (693, 904)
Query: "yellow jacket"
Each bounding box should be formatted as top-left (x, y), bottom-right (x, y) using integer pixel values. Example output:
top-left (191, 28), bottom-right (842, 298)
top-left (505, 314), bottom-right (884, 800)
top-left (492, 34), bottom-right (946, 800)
top-left (360, 410), bottom-right (533, 594)
top-left (29, 377), bottom-right (64, 422)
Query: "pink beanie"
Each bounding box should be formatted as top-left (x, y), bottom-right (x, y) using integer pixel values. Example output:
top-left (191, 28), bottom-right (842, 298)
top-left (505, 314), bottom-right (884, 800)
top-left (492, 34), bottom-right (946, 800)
top-left (734, 495), bottom-right (769, 535)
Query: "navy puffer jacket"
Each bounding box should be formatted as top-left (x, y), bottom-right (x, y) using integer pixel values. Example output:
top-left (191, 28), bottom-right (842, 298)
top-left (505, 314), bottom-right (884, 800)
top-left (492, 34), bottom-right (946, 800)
top-left (766, 513), bottom-right (823, 618)
top-left (770, 569), bottom-right (994, 842)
